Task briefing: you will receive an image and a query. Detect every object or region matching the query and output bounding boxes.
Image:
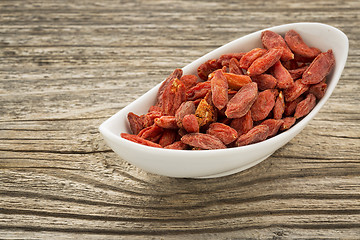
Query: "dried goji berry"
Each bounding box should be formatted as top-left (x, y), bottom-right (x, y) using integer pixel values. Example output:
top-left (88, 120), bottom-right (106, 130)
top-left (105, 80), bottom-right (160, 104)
top-left (294, 93), bottom-right (317, 119)
top-left (228, 58), bottom-right (244, 75)
top-left (309, 80), bottom-right (327, 99)
top-left (195, 98), bottom-right (217, 127)
top-left (127, 112), bottom-right (144, 135)
top-left (250, 89), bottom-right (276, 121)
top-left (261, 30), bottom-right (294, 61)
top-left (235, 125), bottom-right (270, 147)
top-left (180, 75), bottom-right (198, 90)
top-left (142, 111), bottom-right (162, 128)
top-left (137, 125), bottom-right (164, 142)
top-left (288, 65), bottom-right (308, 80)
top-left (285, 29), bottom-right (321, 59)
top-left (121, 133), bottom-right (163, 148)
top-left (230, 110), bottom-right (253, 136)
top-left (211, 69), bottom-right (228, 110)
top-left (175, 101), bottom-right (196, 128)
top-left (164, 140), bottom-right (188, 150)
top-left (154, 116), bottom-right (178, 129)
top-left (206, 122), bottom-right (238, 145)
top-left (182, 114), bottom-right (200, 133)
top-left (239, 48), bottom-right (267, 69)
top-left (247, 48), bottom-right (283, 76)
top-left (280, 117), bottom-right (296, 131)
top-left (161, 78), bottom-right (186, 116)
top-left (156, 68), bottom-right (183, 107)
top-left (218, 53), bottom-right (246, 67)
top-left (225, 82), bottom-right (258, 118)
top-left (273, 91), bottom-right (285, 120)
top-left (283, 79), bottom-right (309, 102)
top-left (284, 96), bottom-right (304, 117)
top-left (181, 133), bottom-right (226, 149)
top-left (197, 59), bottom-right (222, 80)
top-left (273, 60), bottom-right (294, 89)
top-left (186, 81), bottom-right (211, 101)
top-left (224, 73), bottom-right (252, 90)
top-left (158, 129), bottom-right (177, 147)
top-left (251, 74), bottom-right (277, 90)
top-left (261, 119), bottom-right (284, 137)
top-left (301, 50), bottom-right (335, 85)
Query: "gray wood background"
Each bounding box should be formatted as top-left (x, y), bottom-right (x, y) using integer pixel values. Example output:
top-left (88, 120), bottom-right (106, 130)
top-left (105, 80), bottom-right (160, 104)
top-left (1, 0), bottom-right (359, 239)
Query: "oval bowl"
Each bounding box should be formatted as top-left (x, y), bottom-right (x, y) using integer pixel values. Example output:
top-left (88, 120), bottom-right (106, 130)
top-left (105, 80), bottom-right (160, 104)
top-left (99, 22), bottom-right (348, 178)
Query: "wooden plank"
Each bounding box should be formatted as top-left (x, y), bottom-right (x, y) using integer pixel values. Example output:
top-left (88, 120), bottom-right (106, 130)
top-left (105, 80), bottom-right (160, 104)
top-left (0, 0), bottom-right (359, 239)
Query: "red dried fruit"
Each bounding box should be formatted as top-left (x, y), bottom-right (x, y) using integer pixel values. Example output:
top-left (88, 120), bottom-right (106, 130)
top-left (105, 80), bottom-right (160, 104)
top-left (225, 82), bottom-right (258, 118)
top-left (211, 69), bottom-right (229, 110)
top-left (273, 91), bottom-right (285, 120)
top-left (156, 68), bottom-right (183, 107)
top-left (282, 59), bottom-right (299, 70)
top-left (301, 50), bottom-right (335, 85)
top-left (154, 116), bottom-right (178, 129)
top-left (273, 60), bottom-right (294, 89)
top-left (142, 111), bottom-right (163, 128)
top-left (294, 93), bottom-right (317, 119)
top-left (250, 89), bottom-right (276, 121)
top-left (164, 140), bottom-right (188, 150)
top-left (121, 133), bottom-right (162, 148)
top-left (182, 114), bottom-right (200, 133)
top-left (235, 125), bottom-right (270, 147)
top-left (251, 74), bottom-right (277, 90)
top-left (159, 129), bottom-right (177, 147)
top-left (197, 59), bottom-right (222, 80)
top-left (285, 29), bottom-right (322, 59)
top-left (239, 48), bottom-right (267, 69)
top-left (247, 48), bottom-right (283, 76)
top-left (175, 101), bottom-right (196, 128)
top-left (224, 73), bottom-right (252, 90)
top-left (261, 119), bottom-right (284, 137)
top-left (137, 125), bottom-right (164, 142)
top-left (195, 98), bottom-right (217, 127)
top-left (127, 112), bottom-right (144, 135)
top-left (206, 122), bottom-right (238, 145)
top-left (218, 53), bottom-right (246, 67)
top-left (181, 133), bottom-right (226, 150)
top-left (228, 58), bottom-right (244, 75)
top-left (284, 96), bottom-right (304, 117)
top-left (261, 30), bottom-right (294, 61)
top-left (186, 81), bottom-right (212, 101)
top-left (161, 78), bottom-right (186, 116)
top-left (148, 105), bottom-right (162, 113)
top-left (309, 81), bottom-right (327, 99)
top-left (288, 65), bottom-right (308, 80)
top-left (230, 110), bottom-right (253, 136)
top-left (283, 79), bottom-right (309, 102)
top-left (180, 75), bottom-right (198, 90)
top-left (280, 117), bottom-right (296, 131)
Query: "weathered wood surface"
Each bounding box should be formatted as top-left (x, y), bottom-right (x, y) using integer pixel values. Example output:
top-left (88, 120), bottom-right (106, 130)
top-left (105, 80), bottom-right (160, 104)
top-left (1, 0), bottom-right (359, 239)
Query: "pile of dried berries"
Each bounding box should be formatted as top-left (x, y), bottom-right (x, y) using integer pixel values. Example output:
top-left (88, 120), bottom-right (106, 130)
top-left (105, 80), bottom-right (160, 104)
top-left (121, 29), bottom-right (335, 150)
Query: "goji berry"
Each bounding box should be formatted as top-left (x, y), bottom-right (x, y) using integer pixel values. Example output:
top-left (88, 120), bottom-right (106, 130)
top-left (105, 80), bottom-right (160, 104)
top-left (301, 50), bottom-right (335, 85)
top-left (206, 122), bottom-right (238, 145)
top-left (261, 30), bottom-right (294, 61)
top-left (181, 133), bottom-right (226, 150)
top-left (247, 48), bottom-right (283, 76)
top-left (225, 82), bottom-right (258, 118)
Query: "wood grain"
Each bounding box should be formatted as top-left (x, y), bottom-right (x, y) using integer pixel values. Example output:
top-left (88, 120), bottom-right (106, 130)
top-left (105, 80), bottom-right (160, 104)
top-left (1, 0), bottom-right (360, 239)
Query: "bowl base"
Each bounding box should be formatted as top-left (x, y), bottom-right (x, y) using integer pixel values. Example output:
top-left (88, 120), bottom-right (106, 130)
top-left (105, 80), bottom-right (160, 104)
top-left (193, 154), bottom-right (272, 179)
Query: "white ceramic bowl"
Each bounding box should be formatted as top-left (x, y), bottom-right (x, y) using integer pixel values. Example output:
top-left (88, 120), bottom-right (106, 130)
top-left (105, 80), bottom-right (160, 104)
top-left (99, 22), bottom-right (348, 178)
